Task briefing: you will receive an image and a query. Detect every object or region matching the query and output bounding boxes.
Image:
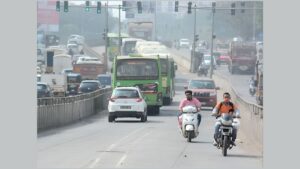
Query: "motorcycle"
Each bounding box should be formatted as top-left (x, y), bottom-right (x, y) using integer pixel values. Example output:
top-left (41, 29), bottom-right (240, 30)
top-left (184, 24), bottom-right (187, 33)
top-left (249, 80), bottom-right (256, 96)
top-left (215, 114), bottom-right (240, 156)
top-left (197, 65), bottom-right (208, 77)
top-left (178, 106), bottom-right (200, 142)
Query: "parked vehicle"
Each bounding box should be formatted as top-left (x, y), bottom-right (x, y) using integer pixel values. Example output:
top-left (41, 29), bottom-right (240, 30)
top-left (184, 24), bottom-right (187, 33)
top-left (108, 87), bottom-right (147, 122)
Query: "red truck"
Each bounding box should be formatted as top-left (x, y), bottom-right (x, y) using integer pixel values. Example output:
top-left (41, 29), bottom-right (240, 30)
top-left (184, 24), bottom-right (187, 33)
top-left (228, 41), bottom-right (257, 74)
top-left (73, 59), bottom-right (106, 80)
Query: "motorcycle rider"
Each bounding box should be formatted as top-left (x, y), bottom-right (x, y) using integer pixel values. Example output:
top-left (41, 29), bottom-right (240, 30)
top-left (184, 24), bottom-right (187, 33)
top-left (211, 92), bottom-right (240, 146)
top-left (178, 90), bottom-right (202, 128)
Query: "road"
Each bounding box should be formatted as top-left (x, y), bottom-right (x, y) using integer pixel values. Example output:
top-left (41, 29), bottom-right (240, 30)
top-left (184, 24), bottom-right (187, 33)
top-left (169, 47), bottom-right (256, 104)
top-left (37, 64), bottom-right (262, 168)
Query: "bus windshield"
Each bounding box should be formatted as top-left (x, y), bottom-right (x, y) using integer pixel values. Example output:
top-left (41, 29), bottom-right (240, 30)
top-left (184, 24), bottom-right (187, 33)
top-left (116, 59), bottom-right (158, 80)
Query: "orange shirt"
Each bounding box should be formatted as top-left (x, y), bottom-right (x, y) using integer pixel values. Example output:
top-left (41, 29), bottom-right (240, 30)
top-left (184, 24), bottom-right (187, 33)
top-left (215, 101), bottom-right (238, 115)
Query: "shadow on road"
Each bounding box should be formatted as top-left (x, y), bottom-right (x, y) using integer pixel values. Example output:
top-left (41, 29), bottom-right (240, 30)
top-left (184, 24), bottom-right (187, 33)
top-left (226, 154), bottom-right (263, 159)
top-left (114, 119), bottom-right (164, 124)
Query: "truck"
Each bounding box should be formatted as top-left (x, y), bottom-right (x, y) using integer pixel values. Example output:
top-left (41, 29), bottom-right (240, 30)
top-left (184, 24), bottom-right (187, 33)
top-left (73, 58), bottom-right (106, 80)
top-left (228, 41), bottom-right (257, 74)
top-left (53, 54), bottom-right (73, 74)
top-left (127, 21), bottom-right (153, 41)
top-left (40, 74), bottom-right (67, 97)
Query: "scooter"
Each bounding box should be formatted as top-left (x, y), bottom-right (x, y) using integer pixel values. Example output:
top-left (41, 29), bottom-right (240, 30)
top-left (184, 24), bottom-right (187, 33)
top-left (178, 106), bottom-right (200, 142)
top-left (215, 114), bottom-right (240, 156)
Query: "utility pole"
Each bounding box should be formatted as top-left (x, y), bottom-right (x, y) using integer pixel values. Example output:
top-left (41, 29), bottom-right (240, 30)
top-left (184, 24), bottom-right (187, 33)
top-left (252, 2), bottom-right (256, 41)
top-left (190, 4), bottom-right (197, 73)
top-left (209, 3), bottom-right (215, 78)
top-left (118, 5), bottom-right (121, 55)
top-left (104, 2), bottom-right (108, 72)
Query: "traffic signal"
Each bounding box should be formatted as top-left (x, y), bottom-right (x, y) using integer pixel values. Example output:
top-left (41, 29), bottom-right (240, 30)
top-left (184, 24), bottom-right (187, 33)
top-left (97, 2), bottom-right (101, 14)
top-left (102, 32), bottom-right (107, 40)
top-left (85, 1), bottom-right (90, 12)
top-left (137, 1), bottom-right (142, 13)
top-left (188, 2), bottom-right (192, 14)
top-left (195, 34), bottom-right (199, 42)
top-left (56, 1), bottom-right (60, 12)
top-left (231, 3), bottom-right (235, 15)
top-left (212, 2), bottom-right (216, 13)
top-left (175, 1), bottom-right (179, 12)
top-left (64, 1), bottom-right (68, 12)
top-left (241, 2), bottom-right (245, 13)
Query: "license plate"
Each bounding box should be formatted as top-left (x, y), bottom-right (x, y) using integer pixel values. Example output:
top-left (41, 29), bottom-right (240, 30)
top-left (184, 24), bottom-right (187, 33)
top-left (201, 102), bottom-right (206, 105)
top-left (239, 66), bottom-right (248, 71)
top-left (120, 106), bottom-right (131, 109)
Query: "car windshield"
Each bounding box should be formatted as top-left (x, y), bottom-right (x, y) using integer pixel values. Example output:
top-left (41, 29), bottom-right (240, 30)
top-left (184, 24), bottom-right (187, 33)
top-left (98, 76), bottom-right (111, 85)
top-left (112, 89), bottom-right (140, 98)
top-left (37, 84), bottom-right (46, 90)
top-left (189, 80), bottom-right (215, 89)
top-left (116, 59), bottom-right (158, 79)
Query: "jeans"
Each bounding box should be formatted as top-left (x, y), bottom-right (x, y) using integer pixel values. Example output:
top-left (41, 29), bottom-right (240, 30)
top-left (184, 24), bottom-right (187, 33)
top-left (214, 123), bottom-right (237, 142)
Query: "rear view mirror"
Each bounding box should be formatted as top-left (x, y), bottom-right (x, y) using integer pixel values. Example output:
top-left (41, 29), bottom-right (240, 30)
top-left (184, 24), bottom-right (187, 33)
top-left (174, 64), bottom-right (178, 70)
top-left (184, 86), bottom-right (188, 90)
top-left (111, 68), bottom-right (113, 73)
top-left (215, 87), bottom-right (220, 90)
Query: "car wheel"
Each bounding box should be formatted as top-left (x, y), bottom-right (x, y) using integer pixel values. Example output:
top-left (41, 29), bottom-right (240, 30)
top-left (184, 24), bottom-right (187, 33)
top-left (141, 114), bottom-right (147, 122)
top-left (108, 115), bottom-right (115, 122)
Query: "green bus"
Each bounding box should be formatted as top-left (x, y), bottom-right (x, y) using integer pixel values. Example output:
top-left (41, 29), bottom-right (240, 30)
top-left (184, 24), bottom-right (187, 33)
top-left (160, 56), bottom-right (176, 105)
top-left (112, 55), bottom-right (163, 115)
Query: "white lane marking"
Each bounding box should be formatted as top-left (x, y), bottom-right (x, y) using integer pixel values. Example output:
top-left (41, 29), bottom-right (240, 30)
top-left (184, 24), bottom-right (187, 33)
top-left (115, 155), bottom-right (127, 168)
top-left (87, 127), bottom-right (147, 168)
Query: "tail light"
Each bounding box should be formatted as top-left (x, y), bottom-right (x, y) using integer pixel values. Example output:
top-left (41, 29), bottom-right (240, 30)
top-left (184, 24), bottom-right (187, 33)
top-left (136, 98), bottom-right (143, 102)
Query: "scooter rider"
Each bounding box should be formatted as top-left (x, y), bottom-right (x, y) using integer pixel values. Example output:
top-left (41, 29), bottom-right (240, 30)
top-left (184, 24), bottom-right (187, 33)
top-left (212, 92), bottom-right (240, 146)
top-left (178, 90), bottom-right (202, 127)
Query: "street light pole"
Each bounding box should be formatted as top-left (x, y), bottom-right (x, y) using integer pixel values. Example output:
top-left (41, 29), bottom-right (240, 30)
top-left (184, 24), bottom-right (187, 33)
top-left (104, 2), bottom-right (108, 71)
top-left (209, 4), bottom-right (215, 78)
top-left (190, 4), bottom-right (197, 73)
top-left (118, 5), bottom-right (121, 56)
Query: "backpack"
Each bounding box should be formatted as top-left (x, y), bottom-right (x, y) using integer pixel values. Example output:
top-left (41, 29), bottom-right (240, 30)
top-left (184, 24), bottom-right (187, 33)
top-left (217, 101), bottom-right (234, 114)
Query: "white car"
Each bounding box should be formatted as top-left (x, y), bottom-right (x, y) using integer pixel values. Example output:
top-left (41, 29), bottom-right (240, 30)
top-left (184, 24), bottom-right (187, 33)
top-left (108, 87), bottom-right (147, 122)
top-left (179, 39), bottom-right (190, 48)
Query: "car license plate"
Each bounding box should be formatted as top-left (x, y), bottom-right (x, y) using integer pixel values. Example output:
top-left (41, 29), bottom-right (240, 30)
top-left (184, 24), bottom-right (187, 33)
top-left (120, 106), bottom-right (131, 109)
top-left (239, 65), bottom-right (248, 71)
top-left (201, 102), bottom-right (206, 105)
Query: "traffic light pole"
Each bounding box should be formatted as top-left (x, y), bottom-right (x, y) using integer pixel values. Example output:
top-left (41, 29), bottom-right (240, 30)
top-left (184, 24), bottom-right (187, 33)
top-left (209, 6), bottom-right (215, 78)
top-left (104, 2), bottom-right (108, 72)
top-left (118, 5), bottom-right (121, 56)
top-left (190, 5), bottom-right (197, 73)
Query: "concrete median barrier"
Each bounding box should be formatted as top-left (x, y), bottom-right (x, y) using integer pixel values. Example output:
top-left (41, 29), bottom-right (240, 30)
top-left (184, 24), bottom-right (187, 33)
top-left (37, 88), bottom-right (112, 132)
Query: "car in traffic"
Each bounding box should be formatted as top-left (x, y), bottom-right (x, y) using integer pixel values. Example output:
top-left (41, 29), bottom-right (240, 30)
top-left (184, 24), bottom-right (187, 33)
top-left (78, 80), bottom-right (102, 94)
top-left (184, 79), bottom-right (220, 108)
top-left (97, 74), bottom-right (111, 88)
top-left (37, 82), bottom-right (53, 98)
top-left (179, 38), bottom-right (190, 49)
top-left (202, 54), bottom-right (217, 69)
top-left (108, 87), bottom-right (147, 122)
top-left (216, 55), bottom-right (230, 65)
top-left (61, 68), bottom-right (73, 75)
